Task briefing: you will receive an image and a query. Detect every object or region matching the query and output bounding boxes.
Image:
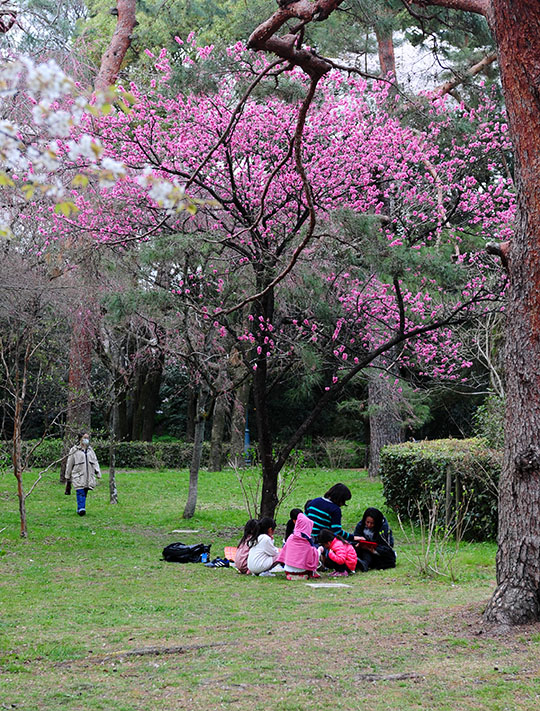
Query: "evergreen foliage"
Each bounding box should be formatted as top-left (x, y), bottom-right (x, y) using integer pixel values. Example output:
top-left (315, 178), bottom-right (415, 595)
top-left (381, 437), bottom-right (501, 540)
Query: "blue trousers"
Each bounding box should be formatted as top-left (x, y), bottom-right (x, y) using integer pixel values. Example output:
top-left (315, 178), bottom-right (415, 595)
top-left (76, 488), bottom-right (87, 512)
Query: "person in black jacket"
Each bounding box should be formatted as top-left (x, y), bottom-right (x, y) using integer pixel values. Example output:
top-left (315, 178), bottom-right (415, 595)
top-left (354, 507), bottom-right (396, 571)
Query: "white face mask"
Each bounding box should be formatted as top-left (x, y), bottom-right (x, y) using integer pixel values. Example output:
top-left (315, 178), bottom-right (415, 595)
top-left (82, 438), bottom-right (90, 446)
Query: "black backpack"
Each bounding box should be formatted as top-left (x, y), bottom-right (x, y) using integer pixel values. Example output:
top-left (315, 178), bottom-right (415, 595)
top-left (161, 542), bottom-right (211, 563)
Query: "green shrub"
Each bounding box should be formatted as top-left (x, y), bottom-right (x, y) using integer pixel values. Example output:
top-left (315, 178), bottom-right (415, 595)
top-left (9, 438), bottom-right (365, 472)
top-left (380, 438), bottom-right (501, 541)
top-left (22, 440), bottom-right (64, 468)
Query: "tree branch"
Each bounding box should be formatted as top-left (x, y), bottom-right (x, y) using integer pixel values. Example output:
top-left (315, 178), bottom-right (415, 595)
top-left (436, 52), bottom-right (497, 96)
top-left (247, 0), bottom-right (346, 78)
top-left (404, 0), bottom-right (490, 16)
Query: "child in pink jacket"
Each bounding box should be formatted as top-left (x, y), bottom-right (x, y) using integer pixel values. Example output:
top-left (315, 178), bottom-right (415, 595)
top-left (276, 512), bottom-right (320, 580)
top-left (318, 528), bottom-right (358, 576)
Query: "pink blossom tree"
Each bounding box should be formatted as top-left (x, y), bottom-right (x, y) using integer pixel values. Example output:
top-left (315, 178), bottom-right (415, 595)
top-left (39, 48), bottom-right (513, 516)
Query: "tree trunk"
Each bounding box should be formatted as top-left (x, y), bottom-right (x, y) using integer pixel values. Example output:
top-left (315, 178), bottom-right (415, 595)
top-left (186, 386), bottom-right (196, 442)
top-left (253, 350), bottom-right (278, 518)
top-left (229, 380), bottom-right (250, 467)
top-left (183, 387), bottom-right (209, 519)
top-left (13, 394), bottom-right (27, 539)
top-left (94, 0), bottom-right (137, 92)
top-left (140, 361), bottom-right (163, 441)
top-left (367, 358), bottom-right (404, 478)
top-left (60, 313), bottom-right (92, 481)
top-left (483, 0), bottom-right (540, 626)
top-left (374, 23), bottom-right (397, 79)
top-left (117, 389), bottom-right (129, 440)
top-left (109, 396), bottom-right (119, 505)
top-left (208, 393), bottom-right (227, 472)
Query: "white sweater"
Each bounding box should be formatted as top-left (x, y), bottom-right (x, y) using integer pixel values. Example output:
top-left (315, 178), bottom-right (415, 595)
top-left (247, 534), bottom-right (279, 574)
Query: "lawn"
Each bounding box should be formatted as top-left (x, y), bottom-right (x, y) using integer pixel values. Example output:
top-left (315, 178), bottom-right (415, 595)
top-left (1, 466), bottom-right (539, 711)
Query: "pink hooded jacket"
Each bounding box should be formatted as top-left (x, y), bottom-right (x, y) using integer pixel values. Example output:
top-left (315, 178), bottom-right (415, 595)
top-left (328, 537), bottom-right (358, 572)
top-left (276, 512), bottom-right (319, 572)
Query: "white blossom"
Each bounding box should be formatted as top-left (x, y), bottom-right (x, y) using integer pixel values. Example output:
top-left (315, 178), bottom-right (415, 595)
top-left (46, 110), bottom-right (72, 138)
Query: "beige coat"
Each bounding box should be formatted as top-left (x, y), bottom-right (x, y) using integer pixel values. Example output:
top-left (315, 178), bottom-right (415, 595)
top-left (65, 445), bottom-right (101, 490)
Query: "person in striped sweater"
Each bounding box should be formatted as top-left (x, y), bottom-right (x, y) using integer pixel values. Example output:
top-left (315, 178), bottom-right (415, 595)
top-left (304, 483), bottom-right (361, 545)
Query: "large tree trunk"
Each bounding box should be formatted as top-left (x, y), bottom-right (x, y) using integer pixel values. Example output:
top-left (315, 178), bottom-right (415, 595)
top-left (60, 313), bottom-right (92, 481)
top-left (131, 355), bottom-right (163, 441)
top-left (229, 379), bottom-right (250, 467)
top-left (483, 0), bottom-right (540, 626)
top-left (374, 20), bottom-right (396, 79)
top-left (367, 364), bottom-right (404, 478)
top-left (208, 393), bottom-right (227, 472)
top-left (253, 354), bottom-right (278, 518)
top-left (94, 0), bottom-right (137, 91)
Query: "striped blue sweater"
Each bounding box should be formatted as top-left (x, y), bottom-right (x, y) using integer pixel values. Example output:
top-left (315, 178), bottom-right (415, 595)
top-left (304, 497), bottom-right (355, 543)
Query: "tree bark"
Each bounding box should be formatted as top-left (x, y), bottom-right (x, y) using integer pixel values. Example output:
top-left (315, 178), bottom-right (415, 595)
top-left (186, 386), bottom-right (196, 442)
top-left (131, 354), bottom-right (163, 441)
top-left (208, 393), bottom-right (227, 472)
top-left (367, 363), bottom-right (404, 478)
top-left (229, 379), bottom-right (250, 467)
top-left (183, 387), bottom-right (209, 519)
top-left (481, 0), bottom-right (540, 626)
top-left (109, 395), bottom-right (119, 505)
top-left (253, 353), bottom-right (278, 518)
top-left (374, 24), bottom-right (397, 79)
top-left (61, 312), bottom-right (92, 481)
top-left (13, 379), bottom-right (27, 539)
top-left (94, 0), bottom-right (137, 92)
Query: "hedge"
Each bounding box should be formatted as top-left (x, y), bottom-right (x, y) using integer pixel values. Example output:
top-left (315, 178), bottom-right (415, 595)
top-left (380, 438), bottom-right (501, 541)
top-left (2, 438), bottom-right (367, 471)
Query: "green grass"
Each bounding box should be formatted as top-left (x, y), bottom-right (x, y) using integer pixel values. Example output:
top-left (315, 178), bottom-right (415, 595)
top-left (1, 466), bottom-right (539, 711)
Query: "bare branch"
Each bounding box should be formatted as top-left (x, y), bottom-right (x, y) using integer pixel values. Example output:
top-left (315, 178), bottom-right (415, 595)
top-left (216, 76), bottom-right (322, 316)
top-left (436, 52), bottom-right (497, 96)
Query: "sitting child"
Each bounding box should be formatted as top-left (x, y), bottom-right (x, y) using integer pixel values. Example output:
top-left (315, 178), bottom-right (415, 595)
top-left (277, 512), bottom-right (320, 580)
top-left (354, 507), bottom-right (396, 571)
top-left (284, 508), bottom-right (303, 541)
top-left (247, 517), bottom-right (280, 576)
top-left (318, 528), bottom-right (358, 576)
top-left (234, 518), bottom-right (258, 574)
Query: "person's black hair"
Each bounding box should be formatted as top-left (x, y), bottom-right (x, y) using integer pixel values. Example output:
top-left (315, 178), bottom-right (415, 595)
top-left (359, 507), bottom-right (384, 532)
top-left (318, 527), bottom-right (348, 545)
top-left (239, 518), bottom-right (258, 546)
top-left (318, 528), bottom-right (335, 545)
top-left (247, 517), bottom-right (277, 547)
top-left (285, 508), bottom-right (303, 540)
top-left (324, 483), bottom-right (352, 507)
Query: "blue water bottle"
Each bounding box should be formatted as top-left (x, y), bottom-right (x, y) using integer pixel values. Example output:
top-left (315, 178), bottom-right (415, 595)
top-left (201, 551), bottom-right (208, 563)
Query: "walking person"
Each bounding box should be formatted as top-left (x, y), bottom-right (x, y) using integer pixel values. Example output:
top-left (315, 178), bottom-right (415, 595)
top-left (65, 432), bottom-right (101, 516)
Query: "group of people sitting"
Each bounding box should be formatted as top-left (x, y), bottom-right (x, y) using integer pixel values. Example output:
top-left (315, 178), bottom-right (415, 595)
top-left (234, 483), bottom-right (396, 580)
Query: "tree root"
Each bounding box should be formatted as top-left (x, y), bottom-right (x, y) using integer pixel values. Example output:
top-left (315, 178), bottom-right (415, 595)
top-left (56, 641), bottom-right (230, 667)
top-left (354, 672), bottom-right (423, 683)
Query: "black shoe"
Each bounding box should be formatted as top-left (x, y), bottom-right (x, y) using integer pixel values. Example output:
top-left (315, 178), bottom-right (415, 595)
top-left (77, 509), bottom-right (86, 516)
